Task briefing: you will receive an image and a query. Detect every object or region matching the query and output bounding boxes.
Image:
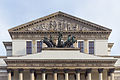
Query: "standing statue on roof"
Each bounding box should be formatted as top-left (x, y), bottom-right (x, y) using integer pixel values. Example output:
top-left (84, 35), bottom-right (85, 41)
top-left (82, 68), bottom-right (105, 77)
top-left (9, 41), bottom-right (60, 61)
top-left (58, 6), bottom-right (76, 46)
top-left (57, 32), bottom-right (63, 47)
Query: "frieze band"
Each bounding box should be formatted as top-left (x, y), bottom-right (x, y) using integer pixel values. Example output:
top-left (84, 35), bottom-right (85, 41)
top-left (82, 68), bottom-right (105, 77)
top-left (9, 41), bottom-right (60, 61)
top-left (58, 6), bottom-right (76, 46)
top-left (26, 19), bottom-right (92, 32)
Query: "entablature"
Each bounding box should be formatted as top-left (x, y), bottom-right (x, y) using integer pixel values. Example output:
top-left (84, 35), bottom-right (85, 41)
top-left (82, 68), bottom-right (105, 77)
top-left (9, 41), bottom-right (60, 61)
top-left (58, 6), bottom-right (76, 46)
top-left (5, 59), bottom-right (116, 68)
top-left (10, 31), bottom-right (110, 40)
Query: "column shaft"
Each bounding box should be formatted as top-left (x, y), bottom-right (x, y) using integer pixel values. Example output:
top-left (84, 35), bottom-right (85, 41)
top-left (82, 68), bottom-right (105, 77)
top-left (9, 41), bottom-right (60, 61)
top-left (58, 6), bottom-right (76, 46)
top-left (107, 76), bottom-right (110, 80)
top-left (109, 69), bottom-right (115, 80)
top-left (31, 72), bottom-right (35, 80)
top-left (19, 72), bottom-right (23, 80)
top-left (87, 73), bottom-right (91, 80)
top-left (107, 72), bottom-right (111, 80)
top-left (54, 73), bottom-right (57, 80)
top-left (86, 69), bottom-right (92, 80)
top-left (19, 69), bottom-right (24, 80)
top-left (8, 72), bottom-right (11, 80)
top-left (98, 69), bottom-right (103, 80)
top-left (76, 73), bottom-right (80, 80)
top-left (111, 73), bottom-right (114, 80)
top-left (64, 69), bottom-right (69, 80)
top-left (42, 73), bottom-right (46, 80)
top-left (75, 69), bottom-right (81, 80)
top-left (30, 69), bottom-right (35, 80)
top-left (99, 73), bottom-right (103, 80)
top-left (65, 73), bottom-right (68, 80)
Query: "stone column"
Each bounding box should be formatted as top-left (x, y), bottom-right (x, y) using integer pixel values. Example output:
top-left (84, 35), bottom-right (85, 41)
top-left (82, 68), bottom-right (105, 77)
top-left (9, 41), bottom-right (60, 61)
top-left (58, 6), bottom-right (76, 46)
top-left (7, 69), bottom-right (12, 80)
top-left (98, 69), bottom-right (103, 80)
top-left (30, 69), bottom-right (35, 80)
top-left (109, 69), bottom-right (115, 80)
top-left (64, 69), bottom-right (69, 80)
top-left (107, 72), bottom-right (111, 80)
top-left (86, 69), bottom-right (92, 80)
top-left (53, 69), bottom-right (58, 80)
top-left (75, 69), bottom-right (81, 80)
top-left (41, 69), bottom-right (46, 80)
top-left (19, 69), bottom-right (24, 80)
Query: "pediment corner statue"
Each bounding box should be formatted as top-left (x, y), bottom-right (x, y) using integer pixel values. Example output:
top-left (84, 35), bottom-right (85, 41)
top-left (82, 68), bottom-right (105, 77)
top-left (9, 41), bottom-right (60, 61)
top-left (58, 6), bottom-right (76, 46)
top-left (43, 32), bottom-right (77, 48)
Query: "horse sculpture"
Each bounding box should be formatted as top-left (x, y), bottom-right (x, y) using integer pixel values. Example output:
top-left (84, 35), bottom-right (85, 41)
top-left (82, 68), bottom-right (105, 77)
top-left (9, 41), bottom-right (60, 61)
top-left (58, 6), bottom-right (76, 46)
top-left (43, 37), bottom-right (53, 47)
top-left (43, 32), bottom-right (77, 48)
top-left (63, 35), bottom-right (71, 47)
top-left (49, 35), bottom-right (56, 47)
top-left (68, 36), bottom-right (77, 47)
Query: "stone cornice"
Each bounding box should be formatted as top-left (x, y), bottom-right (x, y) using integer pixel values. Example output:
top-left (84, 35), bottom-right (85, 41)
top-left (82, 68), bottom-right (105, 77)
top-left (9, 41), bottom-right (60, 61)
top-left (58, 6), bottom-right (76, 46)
top-left (7, 67), bottom-right (115, 70)
top-left (10, 31), bottom-right (111, 40)
top-left (9, 31), bottom-right (111, 33)
top-left (5, 59), bottom-right (116, 68)
top-left (5, 59), bottom-right (116, 63)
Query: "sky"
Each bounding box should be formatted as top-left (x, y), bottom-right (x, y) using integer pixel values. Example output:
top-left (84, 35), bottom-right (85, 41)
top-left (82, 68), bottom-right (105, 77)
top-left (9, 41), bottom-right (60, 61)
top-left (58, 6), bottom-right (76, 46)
top-left (0, 0), bottom-right (120, 56)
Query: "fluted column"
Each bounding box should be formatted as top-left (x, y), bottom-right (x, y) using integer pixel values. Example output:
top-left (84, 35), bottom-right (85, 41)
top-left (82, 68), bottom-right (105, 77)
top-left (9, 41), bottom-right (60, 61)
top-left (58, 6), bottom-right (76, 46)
top-left (41, 69), bottom-right (46, 80)
top-left (75, 69), bottom-right (81, 80)
top-left (30, 69), bottom-right (35, 80)
top-left (98, 69), bottom-right (103, 80)
top-left (7, 69), bottom-right (12, 80)
top-left (109, 69), bottom-right (115, 80)
top-left (86, 69), bottom-right (92, 80)
top-left (64, 69), bottom-right (69, 80)
top-left (53, 69), bottom-right (58, 80)
top-left (19, 69), bottom-right (24, 80)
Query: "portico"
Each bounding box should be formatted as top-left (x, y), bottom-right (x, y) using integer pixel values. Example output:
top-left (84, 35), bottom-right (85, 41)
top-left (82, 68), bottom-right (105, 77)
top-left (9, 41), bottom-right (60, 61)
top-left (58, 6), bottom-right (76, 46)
top-left (5, 50), bottom-right (117, 80)
top-left (7, 68), bottom-right (115, 80)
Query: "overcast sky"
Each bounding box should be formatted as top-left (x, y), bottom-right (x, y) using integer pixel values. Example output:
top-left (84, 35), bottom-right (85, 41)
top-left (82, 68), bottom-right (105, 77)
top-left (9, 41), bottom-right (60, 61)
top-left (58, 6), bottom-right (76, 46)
top-left (0, 0), bottom-right (120, 56)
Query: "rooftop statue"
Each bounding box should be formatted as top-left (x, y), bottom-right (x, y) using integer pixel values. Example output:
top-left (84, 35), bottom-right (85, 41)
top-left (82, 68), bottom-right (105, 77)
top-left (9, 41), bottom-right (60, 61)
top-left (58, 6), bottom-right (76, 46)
top-left (49, 35), bottom-right (56, 47)
top-left (43, 37), bottom-right (53, 47)
top-left (57, 32), bottom-right (63, 48)
top-left (43, 32), bottom-right (77, 48)
top-left (63, 35), bottom-right (71, 47)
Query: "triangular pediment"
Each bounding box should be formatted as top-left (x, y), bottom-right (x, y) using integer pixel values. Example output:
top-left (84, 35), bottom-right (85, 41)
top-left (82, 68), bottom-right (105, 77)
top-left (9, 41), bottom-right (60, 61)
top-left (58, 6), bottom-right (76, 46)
top-left (8, 11), bottom-right (112, 32)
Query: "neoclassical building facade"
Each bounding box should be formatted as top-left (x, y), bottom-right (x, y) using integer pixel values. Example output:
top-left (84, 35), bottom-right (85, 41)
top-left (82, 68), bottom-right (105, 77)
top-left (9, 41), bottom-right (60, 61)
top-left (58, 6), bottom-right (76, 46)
top-left (0, 11), bottom-right (120, 80)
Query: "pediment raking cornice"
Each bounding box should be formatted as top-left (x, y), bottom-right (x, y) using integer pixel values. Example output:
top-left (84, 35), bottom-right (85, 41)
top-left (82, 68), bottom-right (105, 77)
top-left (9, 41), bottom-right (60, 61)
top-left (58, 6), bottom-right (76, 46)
top-left (8, 11), bottom-right (112, 33)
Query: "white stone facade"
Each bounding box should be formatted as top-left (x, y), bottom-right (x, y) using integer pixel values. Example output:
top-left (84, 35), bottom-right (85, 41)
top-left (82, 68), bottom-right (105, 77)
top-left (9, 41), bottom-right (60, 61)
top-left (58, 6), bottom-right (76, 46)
top-left (1, 11), bottom-right (120, 80)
